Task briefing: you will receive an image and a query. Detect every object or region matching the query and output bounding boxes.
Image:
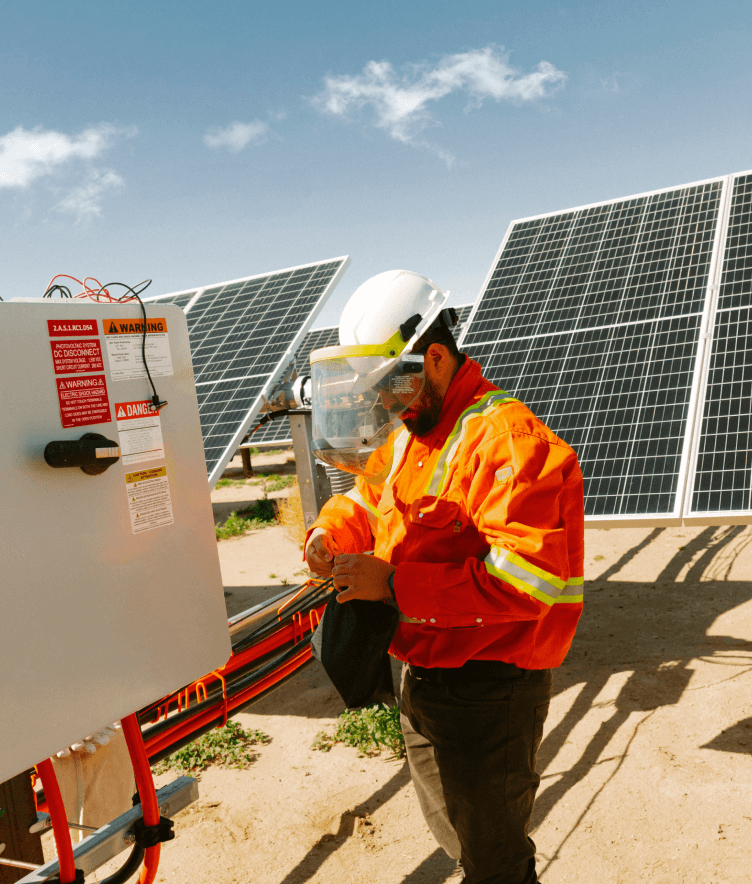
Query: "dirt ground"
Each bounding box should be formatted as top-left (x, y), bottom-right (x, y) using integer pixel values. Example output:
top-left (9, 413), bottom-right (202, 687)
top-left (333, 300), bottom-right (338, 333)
top-left (64, 451), bottom-right (752, 883)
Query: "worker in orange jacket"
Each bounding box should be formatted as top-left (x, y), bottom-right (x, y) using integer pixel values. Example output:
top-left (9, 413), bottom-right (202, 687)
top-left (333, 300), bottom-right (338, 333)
top-left (305, 270), bottom-right (584, 884)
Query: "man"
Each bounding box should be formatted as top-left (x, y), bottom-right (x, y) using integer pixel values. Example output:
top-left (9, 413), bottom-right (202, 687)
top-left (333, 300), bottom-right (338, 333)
top-left (305, 270), bottom-right (584, 884)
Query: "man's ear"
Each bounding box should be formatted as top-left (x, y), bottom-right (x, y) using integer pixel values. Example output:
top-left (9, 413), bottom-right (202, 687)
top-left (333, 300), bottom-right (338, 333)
top-left (426, 343), bottom-right (447, 371)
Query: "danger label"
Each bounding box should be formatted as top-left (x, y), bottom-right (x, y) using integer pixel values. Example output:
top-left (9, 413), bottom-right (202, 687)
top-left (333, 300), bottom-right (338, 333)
top-left (103, 317), bottom-right (173, 381)
top-left (47, 319), bottom-right (98, 337)
top-left (125, 466), bottom-right (174, 534)
top-left (50, 339), bottom-right (104, 374)
top-left (116, 400), bottom-right (165, 466)
top-left (56, 375), bottom-right (112, 428)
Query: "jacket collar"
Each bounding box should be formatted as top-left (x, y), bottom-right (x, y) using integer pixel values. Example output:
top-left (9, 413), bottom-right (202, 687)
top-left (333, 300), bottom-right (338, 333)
top-left (417, 356), bottom-right (491, 448)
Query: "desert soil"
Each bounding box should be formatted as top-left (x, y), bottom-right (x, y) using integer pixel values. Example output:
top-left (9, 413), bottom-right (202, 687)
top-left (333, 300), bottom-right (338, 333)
top-left (64, 451), bottom-right (752, 883)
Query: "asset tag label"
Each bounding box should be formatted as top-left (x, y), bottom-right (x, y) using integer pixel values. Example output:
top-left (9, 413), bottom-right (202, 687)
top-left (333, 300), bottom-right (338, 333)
top-left (56, 375), bottom-right (112, 428)
top-left (50, 339), bottom-right (104, 374)
top-left (115, 400), bottom-right (165, 465)
top-left (125, 466), bottom-right (174, 534)
top-left (47, 319), bottom-right (98, 337)
top-left (103, 317), bottom-right (173, 381)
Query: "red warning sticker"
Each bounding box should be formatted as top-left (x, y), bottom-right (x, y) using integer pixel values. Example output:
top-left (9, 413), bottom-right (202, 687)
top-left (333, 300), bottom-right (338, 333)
top-left (56, 375), bottom-right (112, 428)
top-left (47, 319), bottom-right (98, 337)
top-left (50, 339), bottom-right (104, 374)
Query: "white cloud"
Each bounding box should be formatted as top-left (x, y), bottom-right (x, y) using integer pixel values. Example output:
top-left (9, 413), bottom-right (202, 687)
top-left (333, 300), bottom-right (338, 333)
top-left (204, 120), bottom-right (269, 152)
top-left (55, 169), bottom-right (124, 221)
top-left (0, 124), bottom-right (119, 189)
top-left (313, 46), bottom-right (566, 162)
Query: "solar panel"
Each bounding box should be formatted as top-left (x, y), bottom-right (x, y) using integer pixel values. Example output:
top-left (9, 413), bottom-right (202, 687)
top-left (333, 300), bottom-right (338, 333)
top-left (249, 303), bottom-right (476, 448)
top-left (459, 172), bottom-right (752, 526)
top-left (145, 257), bottom-right (350, 486)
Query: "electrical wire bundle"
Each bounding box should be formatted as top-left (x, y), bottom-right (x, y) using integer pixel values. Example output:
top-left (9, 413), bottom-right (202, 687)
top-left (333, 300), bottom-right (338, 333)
top-left (41, 273), bottom-right (167, 412)
top-left (139, 578), bottom-right (331, 764)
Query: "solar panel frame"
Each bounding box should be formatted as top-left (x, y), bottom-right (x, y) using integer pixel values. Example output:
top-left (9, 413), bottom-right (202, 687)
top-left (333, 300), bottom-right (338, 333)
top-left (459, 173), bottom-right (752, 527)
top-left (145, 257), bottom-right (350, 486)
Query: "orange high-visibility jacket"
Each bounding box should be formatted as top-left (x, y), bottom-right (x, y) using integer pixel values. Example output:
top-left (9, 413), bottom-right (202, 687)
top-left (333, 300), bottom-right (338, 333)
top-left (308, 357), bottom-right (585, 670)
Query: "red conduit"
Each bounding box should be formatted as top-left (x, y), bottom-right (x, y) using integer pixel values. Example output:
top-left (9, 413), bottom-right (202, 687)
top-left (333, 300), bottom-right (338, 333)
top-left (35, 758), bottom-right (77, 883)
top-left (145, 646), bottom-right (312, 759)
top-left (121, 714), bottom-right (162, 884)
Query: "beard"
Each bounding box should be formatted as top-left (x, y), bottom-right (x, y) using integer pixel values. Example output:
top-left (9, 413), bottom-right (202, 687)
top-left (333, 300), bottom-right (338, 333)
top-left (400, 376), bottom-right (444, 436)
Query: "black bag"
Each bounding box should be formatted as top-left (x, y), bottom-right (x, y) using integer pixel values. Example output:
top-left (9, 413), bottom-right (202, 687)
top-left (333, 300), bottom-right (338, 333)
top-left (311, 590), bottom-right (399, 709)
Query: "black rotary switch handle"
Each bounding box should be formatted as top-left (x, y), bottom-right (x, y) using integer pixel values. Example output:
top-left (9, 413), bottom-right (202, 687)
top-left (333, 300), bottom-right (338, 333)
top-left (44, 433), bottom-right (122, 476)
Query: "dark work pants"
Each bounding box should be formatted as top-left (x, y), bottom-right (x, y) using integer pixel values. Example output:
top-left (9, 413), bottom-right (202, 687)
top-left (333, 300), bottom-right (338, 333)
top-left (400, 664), bottom-right (552, 884)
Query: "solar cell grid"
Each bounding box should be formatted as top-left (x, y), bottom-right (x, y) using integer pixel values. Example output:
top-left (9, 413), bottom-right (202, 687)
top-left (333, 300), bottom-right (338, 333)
top-left (146, 257), bottom-right (349, 484)
top-left (690, 173), bottom-right (752, 516)
top-left (462, 177), bottom-right (728, 523)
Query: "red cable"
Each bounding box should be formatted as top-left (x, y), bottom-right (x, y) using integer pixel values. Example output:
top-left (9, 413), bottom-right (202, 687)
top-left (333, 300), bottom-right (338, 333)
top-left (121, 714), bottom-right (161, 884)
top-left (35, 758), bottom-right (77, 883)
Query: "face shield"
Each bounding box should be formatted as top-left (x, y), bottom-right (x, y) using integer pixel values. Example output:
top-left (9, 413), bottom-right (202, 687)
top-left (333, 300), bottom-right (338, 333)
top-left (310, 347), bottom-right (425, 483)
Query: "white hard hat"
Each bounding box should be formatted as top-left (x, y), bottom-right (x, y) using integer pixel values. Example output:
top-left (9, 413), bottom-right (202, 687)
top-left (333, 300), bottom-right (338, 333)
top-left (339, 269), bottom-right (448, 353)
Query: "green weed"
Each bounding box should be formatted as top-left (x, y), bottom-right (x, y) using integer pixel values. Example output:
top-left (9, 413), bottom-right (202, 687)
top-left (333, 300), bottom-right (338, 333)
top-left (312, 704), bottom-right (405, 758)
top-left (152, 721), bottom-right (270, 774)
top-left (263, 474), bottom-right (295, 492)
top-left (215, 499), bottom-right (276, 540)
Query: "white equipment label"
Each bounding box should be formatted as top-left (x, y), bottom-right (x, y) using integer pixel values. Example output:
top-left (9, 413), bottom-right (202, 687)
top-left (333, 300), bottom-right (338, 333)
top-left (115, 400), bottom-right (165, 465)
top-left (103, 317), bottom-right (174, 381)
top-left (125, 466), bottom-right (174, 534)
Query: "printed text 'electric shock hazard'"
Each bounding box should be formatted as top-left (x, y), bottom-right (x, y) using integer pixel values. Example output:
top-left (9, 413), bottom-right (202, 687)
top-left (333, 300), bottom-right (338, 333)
top-left (56, 375), bottom-right (112, 428)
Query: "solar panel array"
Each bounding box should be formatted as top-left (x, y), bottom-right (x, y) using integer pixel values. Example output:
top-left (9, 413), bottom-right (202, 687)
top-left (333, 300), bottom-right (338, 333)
top-left (145, 257), bottom-right (349, 486)
top-left (460, 171), bottom-right (752, 526)
top-left (250, 302), bottom-right (476, 448)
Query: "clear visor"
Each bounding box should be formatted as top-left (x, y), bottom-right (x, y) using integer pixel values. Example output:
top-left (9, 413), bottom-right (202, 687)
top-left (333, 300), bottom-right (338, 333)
top-left (311, 353), bottom-right (424, 482)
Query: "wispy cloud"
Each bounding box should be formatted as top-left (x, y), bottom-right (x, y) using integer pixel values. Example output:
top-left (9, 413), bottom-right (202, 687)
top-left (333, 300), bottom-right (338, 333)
top-left (204, 120), bottom-right (270, 152)
top-left (0, 124), bottom-right (120, 189)
top-left (312, 45), bottom-right (566, 164)
top-left (55, 169), bottom-right (124, 222)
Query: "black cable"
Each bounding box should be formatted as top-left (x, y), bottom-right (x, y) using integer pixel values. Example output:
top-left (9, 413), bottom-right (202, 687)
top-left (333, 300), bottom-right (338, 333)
top-left (43, 284), bottom-right (73, 298)
top-left (97, 281), bottom-right (167, 412)
top-left (98, 843), bottom-right (145, 884)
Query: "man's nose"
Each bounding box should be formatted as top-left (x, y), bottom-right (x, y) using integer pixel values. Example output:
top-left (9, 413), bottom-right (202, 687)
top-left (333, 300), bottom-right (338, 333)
top-left (380, 388), bottom-right (397, 409)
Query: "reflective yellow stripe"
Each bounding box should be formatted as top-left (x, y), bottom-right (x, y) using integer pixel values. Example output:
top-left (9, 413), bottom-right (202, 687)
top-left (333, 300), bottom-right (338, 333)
top-left (426, 391), bottom-right (518, 496)
top-left (484, 547), bottom-right (583, 605)
top-left (345, 486), bottom-right (379, 531)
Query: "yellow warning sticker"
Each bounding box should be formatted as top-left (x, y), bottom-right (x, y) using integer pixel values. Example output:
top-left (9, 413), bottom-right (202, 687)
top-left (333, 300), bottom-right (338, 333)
top-left (125, 466), bottom-right (174, 534)
top-left (104, 318), bottom-right (168, 335)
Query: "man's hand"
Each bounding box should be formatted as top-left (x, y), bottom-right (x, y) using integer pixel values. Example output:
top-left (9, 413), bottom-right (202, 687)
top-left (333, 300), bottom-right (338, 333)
top-left (305, 528), bottom-right (340, 577)
top-left (332, 553), bottom-right (396, 603)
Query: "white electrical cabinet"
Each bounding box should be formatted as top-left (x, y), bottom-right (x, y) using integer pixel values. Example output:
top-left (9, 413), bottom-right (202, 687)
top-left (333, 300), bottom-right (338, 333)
top-left (0, 300), bottom-right (231, 783)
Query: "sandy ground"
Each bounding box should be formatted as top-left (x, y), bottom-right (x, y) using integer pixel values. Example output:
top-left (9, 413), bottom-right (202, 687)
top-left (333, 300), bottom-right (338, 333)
top-left (53, 450), bottom-right (752, 884)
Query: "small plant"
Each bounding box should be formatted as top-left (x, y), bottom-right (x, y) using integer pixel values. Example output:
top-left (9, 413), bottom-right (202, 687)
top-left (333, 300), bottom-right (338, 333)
top-left (312, 704), bottom-right (405, 758)
top-left (277, 482), bottom-right (306, 548)
top-left (215, 499), bottom-right (276, 540)
top-left (153, 721), bottom-right (270, 774)
top-left (263, 474), bottom-right (295, 492)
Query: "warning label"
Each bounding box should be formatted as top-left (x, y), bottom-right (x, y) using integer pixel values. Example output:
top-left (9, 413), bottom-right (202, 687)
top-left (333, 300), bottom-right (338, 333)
top-left (47, 319), bottom-right (98, 337)
top-left (103, 317), bottom-right (173, 381)
top-left (125, 466), bottom-right (174, 534)
top-left (50, 339), bottom-right (104, 374)
top-left (115, 400), bottom-right (165, 466)
top-left (56, 375), bottom-right (112, 428)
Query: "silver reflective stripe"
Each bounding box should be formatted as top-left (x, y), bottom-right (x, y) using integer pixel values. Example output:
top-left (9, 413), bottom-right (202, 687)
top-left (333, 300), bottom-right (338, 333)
top-left (426, 391), bottom-right (518, 496)
top-left (344, 486), bottom-right (379, 531)
top-left (484, 547), bottom-right (583, 606)
top-left (385, 427), bottom-right (411, 486)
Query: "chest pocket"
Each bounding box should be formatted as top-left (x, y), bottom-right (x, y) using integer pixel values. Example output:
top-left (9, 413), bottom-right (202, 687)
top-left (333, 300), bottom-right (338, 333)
top-left (408, 496), bottom-right (467, 530)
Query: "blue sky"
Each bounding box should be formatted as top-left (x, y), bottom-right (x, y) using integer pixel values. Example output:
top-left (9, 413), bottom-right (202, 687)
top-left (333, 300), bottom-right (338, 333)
top-left (2, 0), bottom-right (752, 325)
